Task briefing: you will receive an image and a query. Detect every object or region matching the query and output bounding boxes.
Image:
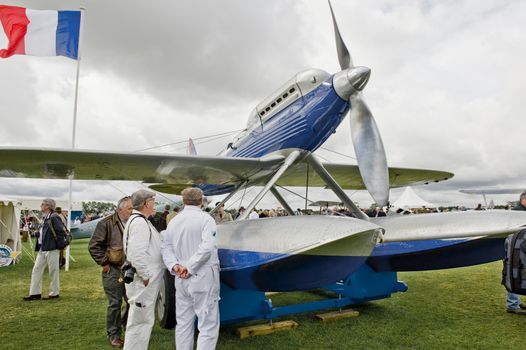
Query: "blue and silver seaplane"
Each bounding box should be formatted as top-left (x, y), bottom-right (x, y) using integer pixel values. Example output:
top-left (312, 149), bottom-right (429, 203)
top-left (0, 2), bottom-right (524, 325)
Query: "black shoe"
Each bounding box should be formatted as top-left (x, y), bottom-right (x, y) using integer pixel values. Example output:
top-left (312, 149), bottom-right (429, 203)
top-left (109, 338), bottom-right (124, 348)
top-left (506, 307), bottom-right (526, 315)
top-left (23, 294), bottom-right (41, 301)
top-left (42, 295), bottom-right (59, 300)
top-left (520, 303), bottom-right (526, 310)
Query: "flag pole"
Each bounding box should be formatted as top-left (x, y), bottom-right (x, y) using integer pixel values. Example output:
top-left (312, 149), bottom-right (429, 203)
top-left (71, 7), bottom-right (85, 150)
top-left (66, 7), bottom-right (85, 272)
top-left (71, 53), bottom-right (81, 148)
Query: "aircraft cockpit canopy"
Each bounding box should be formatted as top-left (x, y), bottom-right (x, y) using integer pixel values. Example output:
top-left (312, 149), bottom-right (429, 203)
top-left (245, 68), bottom-right (331, 130)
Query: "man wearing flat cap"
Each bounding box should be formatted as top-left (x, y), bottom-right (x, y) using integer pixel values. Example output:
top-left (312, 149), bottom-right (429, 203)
top-left (162, 187), bottom-right (220, 350)
top-left (122, 189), bottom-right (164, 350)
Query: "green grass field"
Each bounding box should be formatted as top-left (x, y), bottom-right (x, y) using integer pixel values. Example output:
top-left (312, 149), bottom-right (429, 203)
top-left (1, 238), bottom-right (524, 350)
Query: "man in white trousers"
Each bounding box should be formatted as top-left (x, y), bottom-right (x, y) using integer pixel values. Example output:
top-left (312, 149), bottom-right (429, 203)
top-left (123, 189), bottom-right (164, 350)
top-left (23, 198), bottom-right (67, 301)
top-left (161, 187), bottom-right (220, 350)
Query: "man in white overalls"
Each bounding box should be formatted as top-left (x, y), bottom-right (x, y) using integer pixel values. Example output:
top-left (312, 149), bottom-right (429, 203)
top-left (123, 189), bottom-right (164, 350)
top-left (161, 187), bottom-right (220, 350)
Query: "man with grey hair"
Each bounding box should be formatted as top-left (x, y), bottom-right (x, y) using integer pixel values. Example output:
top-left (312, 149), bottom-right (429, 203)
top-left (89, 196), bottom-right (133, 348)
top-left (122, 189), bottom-right (163, 350)
top-left (23, 198), bottom-right (68, 301)
top-left (162, 187), bottom-right (220, 350)
top-left (505, 191), bottom-right (526, 315)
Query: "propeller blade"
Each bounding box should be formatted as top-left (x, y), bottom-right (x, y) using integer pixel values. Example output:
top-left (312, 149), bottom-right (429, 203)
top-left (349, 93), bottom-right (389, 206)
top-left (328, 0), bottom-right (353, 70)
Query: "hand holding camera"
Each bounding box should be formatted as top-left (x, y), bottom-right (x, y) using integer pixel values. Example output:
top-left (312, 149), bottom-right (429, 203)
top-left (121, 262), bottom-right (136, 284)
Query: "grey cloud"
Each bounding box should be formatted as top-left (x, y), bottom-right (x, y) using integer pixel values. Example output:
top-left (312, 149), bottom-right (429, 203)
top-left (1, 0), bottom-right (526, 207)
top-left (0, 62), bottom-right (39, 145)
top-left (26, 0), bottom-right (313, 112)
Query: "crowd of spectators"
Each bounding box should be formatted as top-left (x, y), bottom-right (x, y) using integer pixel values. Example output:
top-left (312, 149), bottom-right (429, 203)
top-left (19, 201), bottom-right (523, 235)
top-left (202, 202), bottom-right (521, 221)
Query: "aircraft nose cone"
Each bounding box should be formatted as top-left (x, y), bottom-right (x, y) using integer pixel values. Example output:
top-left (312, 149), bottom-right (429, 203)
top-left (333, 66), bottom-right (372, 100)
top-left (348, 66), bottom-right (370, 91)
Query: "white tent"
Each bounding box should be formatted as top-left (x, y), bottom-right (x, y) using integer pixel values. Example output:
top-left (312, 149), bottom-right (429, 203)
top-left (392, 187), bottom-right (436, 209)
top-left (17, 199), bottom-right (83, 211)
top-left (0, 199), bottom-right (22, 266)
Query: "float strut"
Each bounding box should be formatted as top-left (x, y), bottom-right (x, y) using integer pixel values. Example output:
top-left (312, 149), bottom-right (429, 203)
top-left (306, 153), bottom-right (368, 220)
top-left (238, 151), bottom-right (301, 220)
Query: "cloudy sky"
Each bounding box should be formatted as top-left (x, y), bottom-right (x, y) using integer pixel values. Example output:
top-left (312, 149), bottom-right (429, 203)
top-left (0, 0), bottom-right (525, 209)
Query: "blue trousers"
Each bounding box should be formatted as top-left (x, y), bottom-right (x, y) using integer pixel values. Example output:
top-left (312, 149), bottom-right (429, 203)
top-left (507, 291), bottom-right (521, 309)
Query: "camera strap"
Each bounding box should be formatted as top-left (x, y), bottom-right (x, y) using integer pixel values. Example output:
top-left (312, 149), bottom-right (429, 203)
top-left (48, 213), bottom-right (67, 243)
top-left (47, 214), bottom-right (58, 241)
top-left (124, 213), bottom-right (153, 259)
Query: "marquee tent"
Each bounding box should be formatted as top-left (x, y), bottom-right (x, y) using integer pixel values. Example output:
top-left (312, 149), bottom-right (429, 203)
top-left (0, 199), bottom-right (22, 265)
top-left (392, 187), bottom-right (436, 209)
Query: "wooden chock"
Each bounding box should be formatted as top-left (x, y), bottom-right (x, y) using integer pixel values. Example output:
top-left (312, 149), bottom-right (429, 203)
top-left (315, 308), bottom-right (359, 322)
top-left (236, 320), bottom-right (299, 339)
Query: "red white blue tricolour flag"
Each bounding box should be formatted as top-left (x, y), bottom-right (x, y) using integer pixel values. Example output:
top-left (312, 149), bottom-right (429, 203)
top-left (0, 5), bottom-right (81, 60)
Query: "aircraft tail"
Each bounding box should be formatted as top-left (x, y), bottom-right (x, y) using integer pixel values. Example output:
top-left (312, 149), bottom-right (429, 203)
top-left (187, 138), bottom-right (197, 155)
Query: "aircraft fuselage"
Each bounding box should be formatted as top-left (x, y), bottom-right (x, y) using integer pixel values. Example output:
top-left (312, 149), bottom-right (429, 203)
top-left (224, 69), bottom-right (349, 159)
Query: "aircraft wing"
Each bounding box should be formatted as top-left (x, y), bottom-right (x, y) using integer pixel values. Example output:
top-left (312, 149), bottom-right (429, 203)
top-left (0, 147), bottom-right (452, 192)
top-left (0, 147), bottom-right (284, 186)
top-left (460, 188), bottom-right (524, 195)
top-left (276, 162), bottom-right (453, 189)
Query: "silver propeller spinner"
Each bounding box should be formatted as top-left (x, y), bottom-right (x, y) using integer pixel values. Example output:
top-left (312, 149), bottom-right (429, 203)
top-left (329, 1), bottom-right (389, 207)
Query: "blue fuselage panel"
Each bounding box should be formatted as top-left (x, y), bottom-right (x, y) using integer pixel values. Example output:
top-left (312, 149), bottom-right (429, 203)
top-left (228, 79), bottom-right (349, 158)
top-left (197, 79), bottom-right (348, 196)
top-left (218, 248), bottom-right (367, 292)
top-left (367, 237), bottom-right (505, 272)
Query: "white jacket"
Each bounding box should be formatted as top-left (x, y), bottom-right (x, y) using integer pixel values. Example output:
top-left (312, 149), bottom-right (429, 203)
top-left (161, 205), bottom-right (219, 276)
top-left (123, 210), bottom-right (163, 281)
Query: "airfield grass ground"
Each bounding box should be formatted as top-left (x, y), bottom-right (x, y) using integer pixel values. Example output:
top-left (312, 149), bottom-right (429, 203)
top-left (1, 238), bottom-right (525, 350)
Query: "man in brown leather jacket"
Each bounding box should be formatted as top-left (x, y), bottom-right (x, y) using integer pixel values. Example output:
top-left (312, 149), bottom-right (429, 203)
top-left (89, 196), bottom-right (133, 348)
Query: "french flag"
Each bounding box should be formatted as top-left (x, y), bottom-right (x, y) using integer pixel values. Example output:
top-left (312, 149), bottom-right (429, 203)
top-left (0, 5), bottom-right (81, 60)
